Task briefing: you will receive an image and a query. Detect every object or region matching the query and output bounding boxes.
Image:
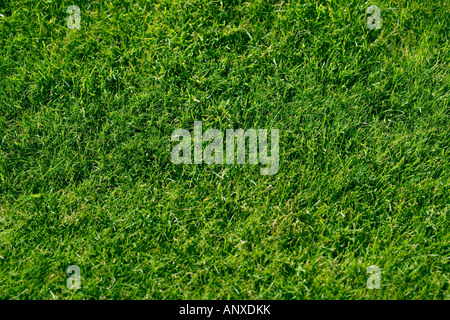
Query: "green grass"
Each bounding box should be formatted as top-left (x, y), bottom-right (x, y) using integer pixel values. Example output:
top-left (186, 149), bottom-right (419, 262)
top-left (0, 0), bottom-right (449, 299)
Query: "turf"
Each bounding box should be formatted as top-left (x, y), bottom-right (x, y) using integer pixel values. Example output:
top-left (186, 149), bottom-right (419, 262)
top-left (0, 0), bottom-right (448, 299)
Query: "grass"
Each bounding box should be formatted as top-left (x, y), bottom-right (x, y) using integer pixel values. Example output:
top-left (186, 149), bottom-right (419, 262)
top-left (0, 0), bottom-right (449, 299)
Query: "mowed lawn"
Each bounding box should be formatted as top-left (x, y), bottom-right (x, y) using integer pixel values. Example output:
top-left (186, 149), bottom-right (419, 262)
top-left (0, 0), bottom-right (448, 299)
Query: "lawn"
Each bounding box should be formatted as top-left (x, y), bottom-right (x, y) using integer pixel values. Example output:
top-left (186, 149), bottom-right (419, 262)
top-left (0, 0), bottom-right (448, 299)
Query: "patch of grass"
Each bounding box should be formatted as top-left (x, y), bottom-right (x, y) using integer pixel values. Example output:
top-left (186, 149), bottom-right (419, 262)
top-left (0, 0), bottom-right (448, 299)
